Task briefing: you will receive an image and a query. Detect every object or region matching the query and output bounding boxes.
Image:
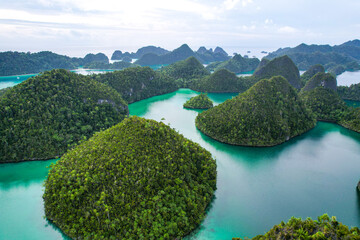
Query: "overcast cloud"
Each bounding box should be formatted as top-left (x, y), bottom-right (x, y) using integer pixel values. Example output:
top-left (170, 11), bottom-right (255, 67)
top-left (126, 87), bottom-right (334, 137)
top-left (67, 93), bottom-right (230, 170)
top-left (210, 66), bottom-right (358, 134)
top-left (0, 0), bottom-right (359, 57)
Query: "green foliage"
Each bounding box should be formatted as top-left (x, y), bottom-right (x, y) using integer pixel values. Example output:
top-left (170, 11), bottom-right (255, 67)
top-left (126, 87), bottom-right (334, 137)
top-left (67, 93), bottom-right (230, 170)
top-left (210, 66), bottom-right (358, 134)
top-left (0, 87), bottom-right (11, 98)
top-left (183, 93), bottom-right (214, 109)
top-left (253, 56), bottom-right (301, 89)
top-left (300, 64), bottom-right (325, 87)
top-left (0, 69), bottom-right (128, 162)
top-left (302, 72), bottom-right (337, 92)
top-left (206, 54), bottom-right (260, 74)
top-left (0, 51), bottom-right (80, 76)
top-left (300, 87), bottom-right (348, 122)
top-left (43, 116), bottom-right (217, 240)
top-left (338, 83), bottom-right (360, 101)
top-left (195, 76), bottom-right (316, 146)
top-left (83, 61), bottom-right (136, 70)
top-left (92, 66), bottom-right (178, 103)
top-left (160, 57), bottom-right (210, 87)
top-left (339, 107), bottom-right (360, 133)
top-left (251, 214), bottom-right (360, 240)
top-left (190, 69), bottom-right (255, 93)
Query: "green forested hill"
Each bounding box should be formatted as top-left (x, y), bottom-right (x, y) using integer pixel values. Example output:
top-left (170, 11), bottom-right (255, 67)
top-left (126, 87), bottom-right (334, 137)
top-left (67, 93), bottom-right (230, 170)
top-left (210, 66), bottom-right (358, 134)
top-left (0, 69), bottom-right (128, 162)
top-left (183, 93), bottom-right (213, 109)
top-left (0, 51), bottom-right (80, 76)
top-left (300, 87), bottom-right (347, 122)
top-left (83, 61), bottom-right (135, 70)
top-left (338, 83), bottom-right (360, 101)
top-left (340, 107), bottom-right (360, 133)
top-left (160, 56), bottom-right (210, 87)
top-left (253, 55), bottom-right (302, 89)
top-left (248, 214), bottom-right (360, 240)
top-left (190, 69), bottom-right (254, 93)
top-left (196, 76), bottom-right (316, 146)
top-left (206, 54), bottom-right (260, 74)
top-left (92, 66), bottom-right (178, 103)
top-left (43, 116), bottom-right (217, 239)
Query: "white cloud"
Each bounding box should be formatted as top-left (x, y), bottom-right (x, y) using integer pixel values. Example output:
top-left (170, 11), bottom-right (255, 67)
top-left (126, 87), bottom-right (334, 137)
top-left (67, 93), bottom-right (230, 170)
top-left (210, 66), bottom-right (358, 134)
top-left (278, 26), bottom-right (298, 34)
top-left (241, 0), bottom-right (253, 7)
top-left (223, 0), bottom-right (240, 10)
top-left (264, 19), bottom-right (273, 25)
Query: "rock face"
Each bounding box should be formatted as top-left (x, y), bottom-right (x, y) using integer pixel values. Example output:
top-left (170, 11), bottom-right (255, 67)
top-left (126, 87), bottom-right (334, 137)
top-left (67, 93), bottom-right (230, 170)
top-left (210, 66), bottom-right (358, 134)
top-left (302, 72), bottom-right (337, 92)
top-left (196, 76), bottom-right (316, 146)
top-left (253, 55), bottom-right (301, 89)
top-left (0, 69), bottom-right (128, 162)
top-left (358, 180), bottom-right (360, 191)
top-left (300, 64), bottom-right (325, 86)
top-left (43, 116), bottom-right (217, 239)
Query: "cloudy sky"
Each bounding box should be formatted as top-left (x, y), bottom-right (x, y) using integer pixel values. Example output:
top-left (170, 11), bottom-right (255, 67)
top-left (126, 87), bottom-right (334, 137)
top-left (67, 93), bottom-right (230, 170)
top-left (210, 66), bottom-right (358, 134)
top-left (0, 0), bottom-right (359, 57)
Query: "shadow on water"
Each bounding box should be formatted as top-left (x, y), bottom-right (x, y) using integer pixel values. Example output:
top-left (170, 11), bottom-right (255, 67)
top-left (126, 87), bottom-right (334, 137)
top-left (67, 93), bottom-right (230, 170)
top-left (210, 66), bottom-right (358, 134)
top-left (184, 194), bottom-right (218, 240)
top-left (45, 219), bottom-right (72, 240)
top-left (0, 159), bottom-right (58, 190)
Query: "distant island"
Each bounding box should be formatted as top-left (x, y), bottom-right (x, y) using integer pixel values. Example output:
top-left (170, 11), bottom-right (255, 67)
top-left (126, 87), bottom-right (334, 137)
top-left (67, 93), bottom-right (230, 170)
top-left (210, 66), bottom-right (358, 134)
top-left (206, 54), bottom-right (260, 74)
top-left (265, 39), bottom-right (360, 74)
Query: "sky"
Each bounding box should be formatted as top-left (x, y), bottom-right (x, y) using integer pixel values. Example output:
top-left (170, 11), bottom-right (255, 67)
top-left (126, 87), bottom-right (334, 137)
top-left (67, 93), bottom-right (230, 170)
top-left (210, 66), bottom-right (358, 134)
top-left (0, 0), bottom-right (359, 57)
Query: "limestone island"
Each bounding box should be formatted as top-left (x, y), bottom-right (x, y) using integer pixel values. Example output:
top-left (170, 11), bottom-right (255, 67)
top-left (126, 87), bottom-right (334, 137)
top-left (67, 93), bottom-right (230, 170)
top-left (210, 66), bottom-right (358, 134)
top-left (195, 76), bottom-right (316, 146)
top-left (43, 116), bottom-right (217, 239)
top-left (183, 93), bottom-right (213, 109)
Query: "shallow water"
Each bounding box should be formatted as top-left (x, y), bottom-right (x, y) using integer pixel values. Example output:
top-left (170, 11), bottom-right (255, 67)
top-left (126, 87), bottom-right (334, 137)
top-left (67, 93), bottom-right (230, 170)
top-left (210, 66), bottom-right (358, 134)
top-left (0, 89), bottom-right (359, 239)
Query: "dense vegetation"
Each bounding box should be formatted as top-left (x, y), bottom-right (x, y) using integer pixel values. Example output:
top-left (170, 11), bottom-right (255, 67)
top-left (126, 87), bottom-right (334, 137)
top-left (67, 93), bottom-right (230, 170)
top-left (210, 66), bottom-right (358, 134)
top-left (0, 51), bottom-right (80, 76)
top-left (300, 87), bottom-right (347, 122)
top-left (0, 51), bottom-right (114, 76)
top-left (302, 72), bottom-right (337, 92)
top-left (239, 214), bottom-right (360, 240)
top-left (190, 69), bottom-right (254, 93)
top-left (0, 87), bottom-right (10, 98)
top-left (160, 57), bottom-right (210, 87)
top-left (135, 44), bottom-right (229, 66)
top-left (266, 41), bottom-right (360, 73)
top-left (253, 55), bottom-right (302, 89)
top-left (196, 76), bottom-right (316, 146)
top-left (300, 64), bottom-right (325, 86)
top-left (0, 69), bottom-right (128, 162)
top-left (83, 61), bottom-right (135, 70)
top-left (339, 107), bottom-right (360, 133)
top-left (206, 54), bottom-right (260, 74)
top-left (43, 116), bottom-right (217, 239)
top-left (338, 83), bottom-right (360, 101)
top-left (92, 66), bottom-right (178, 103)
top-left (183, 93), bottom-right (213, 109)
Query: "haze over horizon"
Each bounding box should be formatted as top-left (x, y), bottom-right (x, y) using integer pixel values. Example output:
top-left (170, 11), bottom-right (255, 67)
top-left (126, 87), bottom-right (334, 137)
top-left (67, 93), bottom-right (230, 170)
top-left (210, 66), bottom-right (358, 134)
top-left (1, 0), bottom-right (359, 57)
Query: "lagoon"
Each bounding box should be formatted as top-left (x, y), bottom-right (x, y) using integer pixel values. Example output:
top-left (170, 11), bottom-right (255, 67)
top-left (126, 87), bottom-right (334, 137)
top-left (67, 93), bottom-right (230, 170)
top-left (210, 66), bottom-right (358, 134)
top-left (1, 89), bottom-right (359, 239)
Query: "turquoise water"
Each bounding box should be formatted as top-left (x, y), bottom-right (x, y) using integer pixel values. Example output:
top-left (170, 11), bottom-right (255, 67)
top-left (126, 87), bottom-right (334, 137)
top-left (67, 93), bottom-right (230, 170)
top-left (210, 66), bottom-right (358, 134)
top-left (346, 100), bottom-right (360, 108)
top-left (0, 74), bottom-right (37, 89)
top-left (0, 89), bottom-right (360, 239)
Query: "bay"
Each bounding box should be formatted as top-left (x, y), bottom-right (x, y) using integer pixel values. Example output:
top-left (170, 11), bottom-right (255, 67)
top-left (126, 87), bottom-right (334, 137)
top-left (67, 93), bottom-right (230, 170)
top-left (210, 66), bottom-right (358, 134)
top-left (0, 89), bottom-right (359, 239)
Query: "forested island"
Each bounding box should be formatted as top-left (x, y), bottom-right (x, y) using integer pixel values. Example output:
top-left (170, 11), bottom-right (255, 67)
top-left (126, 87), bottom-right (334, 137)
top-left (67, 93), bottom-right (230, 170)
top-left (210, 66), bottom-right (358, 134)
top-left (235, 214), bottom-right (360, 240)
top-left (183, 93), bottom-right (213, 109)
top-left (195, 76), bottom-right (316, 146)
top-left (43, 116), bottom-right (217, 239)
top-left (91, 67), bottom-right (177, 103)
top-left (206, 54), bottom-right (260, 74)
top-left (265, 40), bottom-right (360, 74)
top-left (0, 69), bottom-right (128, 162)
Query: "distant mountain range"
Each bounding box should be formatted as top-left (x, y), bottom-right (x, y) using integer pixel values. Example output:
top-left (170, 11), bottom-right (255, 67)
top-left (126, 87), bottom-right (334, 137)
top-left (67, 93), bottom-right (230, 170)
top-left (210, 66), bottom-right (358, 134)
top-left (134, 44), bottom-right (230, 66)
top-left (265, 39), bottom-right (360, 74)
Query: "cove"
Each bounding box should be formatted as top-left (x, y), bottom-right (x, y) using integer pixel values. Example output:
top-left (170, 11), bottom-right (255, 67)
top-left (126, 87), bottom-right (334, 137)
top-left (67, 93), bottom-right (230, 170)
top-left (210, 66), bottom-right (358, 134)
top-left (0, 89), bottom-right (360, 239)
